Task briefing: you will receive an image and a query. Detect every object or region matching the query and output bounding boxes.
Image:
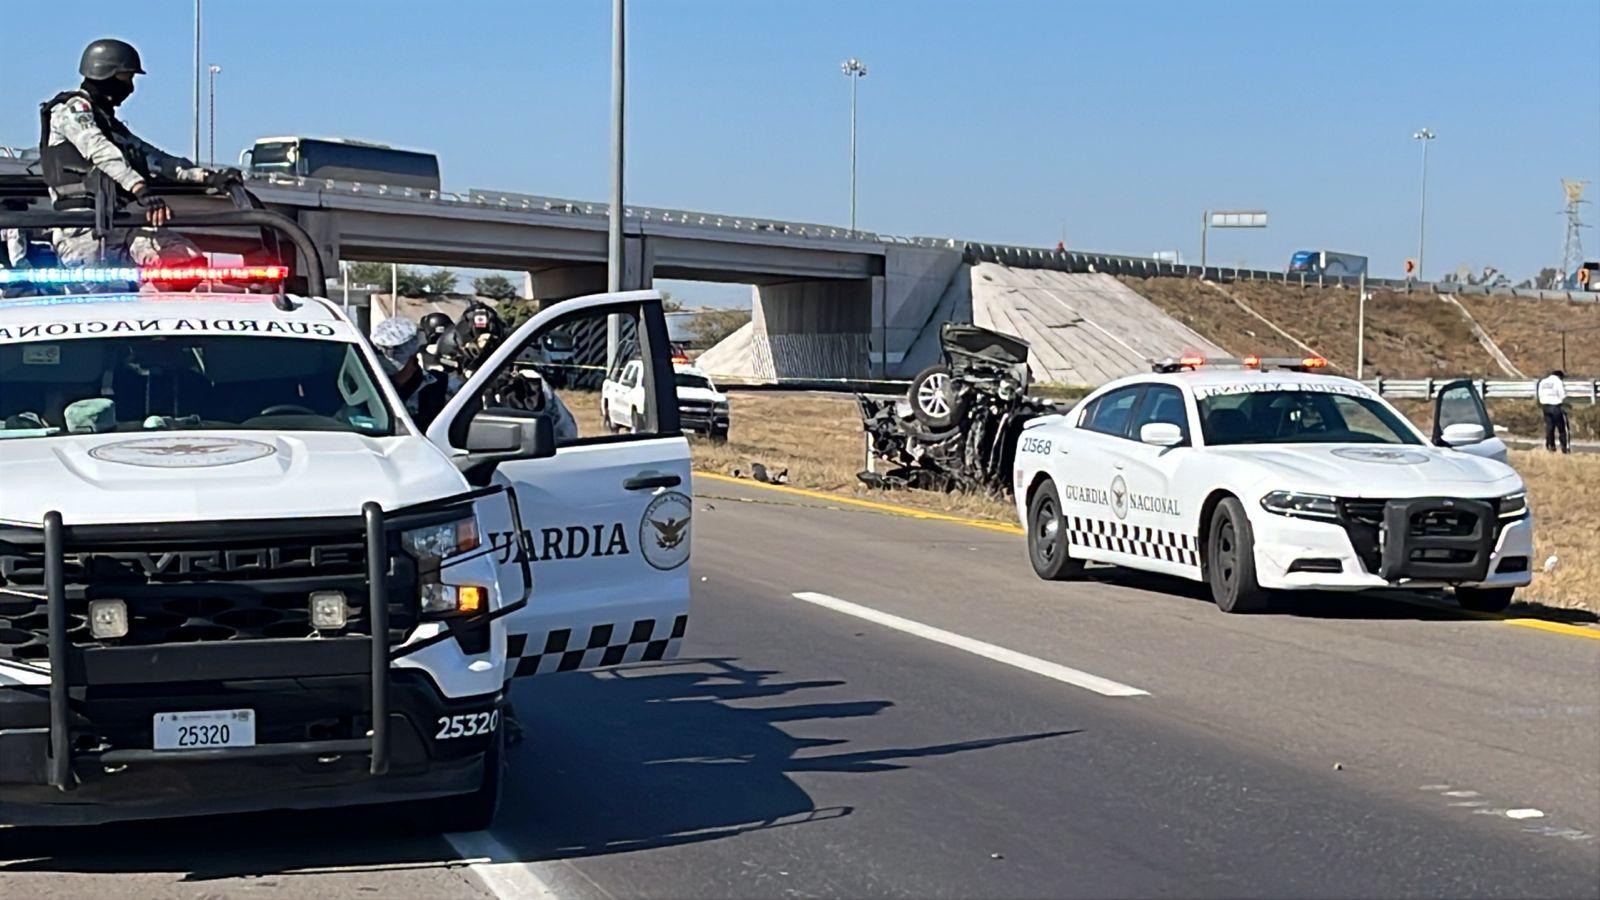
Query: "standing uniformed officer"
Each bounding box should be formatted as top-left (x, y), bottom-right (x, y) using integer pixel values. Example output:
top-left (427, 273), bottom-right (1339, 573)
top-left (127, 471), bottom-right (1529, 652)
top-left (39, 39), bottom-right (231, 267)
top-left (1536, 369), bottom-right (1570, 454)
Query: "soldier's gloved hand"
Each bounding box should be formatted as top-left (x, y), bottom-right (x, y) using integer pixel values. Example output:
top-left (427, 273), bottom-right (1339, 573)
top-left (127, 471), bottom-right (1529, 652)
top-left (205, 168), bottom-right (244, 191)
top-left (132, 186), bottom-right (172, 227)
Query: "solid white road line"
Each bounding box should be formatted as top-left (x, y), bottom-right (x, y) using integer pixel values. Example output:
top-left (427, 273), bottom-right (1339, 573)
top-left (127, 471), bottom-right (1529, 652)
top-left (445, 830), bottom-right (563, 900)
top-left (791, 591), bottom-right (1149, 698)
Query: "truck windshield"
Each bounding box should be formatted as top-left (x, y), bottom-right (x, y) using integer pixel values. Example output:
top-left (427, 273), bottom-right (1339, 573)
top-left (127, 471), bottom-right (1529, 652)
top-left (1198, 389), bottom-right (1420, 446)
top-left (250, 141), bottom-right (296, 169)
top-left (674, 372), bottom-right (713, 391)
top-left (0, 336), bottom-right (394, 440)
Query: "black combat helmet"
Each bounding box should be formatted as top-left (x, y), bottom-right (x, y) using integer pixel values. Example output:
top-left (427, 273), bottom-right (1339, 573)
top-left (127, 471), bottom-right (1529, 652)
top-left (79, 39), bottom-right (146, 81)
top-left (420, 312), bottom-right (454, 340)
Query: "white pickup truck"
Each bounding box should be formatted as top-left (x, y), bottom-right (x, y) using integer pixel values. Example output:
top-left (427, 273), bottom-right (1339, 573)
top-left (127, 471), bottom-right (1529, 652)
top-left (604, 360), bottom-right (730, 440)
top-left (0, 225), bottom-right (691, 826)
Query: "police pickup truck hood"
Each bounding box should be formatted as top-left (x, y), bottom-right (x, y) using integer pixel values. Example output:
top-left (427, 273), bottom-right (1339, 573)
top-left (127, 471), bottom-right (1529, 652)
top-left (0, 431), bottom-right (467, 526)
top-left (1208, 443), bottom-right (1523, 498)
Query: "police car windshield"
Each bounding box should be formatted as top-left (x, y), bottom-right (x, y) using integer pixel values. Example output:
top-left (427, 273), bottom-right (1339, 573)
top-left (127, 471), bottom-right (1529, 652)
top-left (674, 372), bottom-right (713, 391)
top-left (1198, 389), bottom-right (1420, 446)
top-left (0, 335), bottom-right (393, 439)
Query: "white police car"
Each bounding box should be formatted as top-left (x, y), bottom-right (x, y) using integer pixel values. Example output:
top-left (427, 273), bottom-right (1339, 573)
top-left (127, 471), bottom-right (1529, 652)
top-left (1014, 356), bottom-right (1533, 613)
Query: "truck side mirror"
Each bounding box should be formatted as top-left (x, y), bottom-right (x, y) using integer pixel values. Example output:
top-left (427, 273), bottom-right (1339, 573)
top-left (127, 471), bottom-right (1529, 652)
top-left (457, 412), bottom-right (556, 485)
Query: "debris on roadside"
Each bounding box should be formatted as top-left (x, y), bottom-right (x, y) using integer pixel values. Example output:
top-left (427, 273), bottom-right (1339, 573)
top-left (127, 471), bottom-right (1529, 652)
top-left (728, 462), bottom-right (789, 484)
top-left (859, 324), bottom-right (1065, 496)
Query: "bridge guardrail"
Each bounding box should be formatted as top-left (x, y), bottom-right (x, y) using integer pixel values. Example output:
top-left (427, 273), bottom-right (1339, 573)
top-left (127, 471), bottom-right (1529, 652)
top-left (1364, 378), bottom-right (1599, 402)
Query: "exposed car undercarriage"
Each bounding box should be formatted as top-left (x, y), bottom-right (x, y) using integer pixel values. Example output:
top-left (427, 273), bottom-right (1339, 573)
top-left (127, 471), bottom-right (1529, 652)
top-left (858, 324), bottom-right (1062, 495)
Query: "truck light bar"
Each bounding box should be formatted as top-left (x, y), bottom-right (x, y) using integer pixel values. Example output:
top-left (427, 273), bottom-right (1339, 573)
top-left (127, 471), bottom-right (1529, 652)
top-left (1154, 354), bottom-right (1329, 373)
top-left (0, 265), bottom-right (287, 286)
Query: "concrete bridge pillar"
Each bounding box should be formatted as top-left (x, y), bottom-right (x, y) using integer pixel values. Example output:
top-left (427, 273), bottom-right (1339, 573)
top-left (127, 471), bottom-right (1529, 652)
top-left (750, 278), bottom-right (874, 380)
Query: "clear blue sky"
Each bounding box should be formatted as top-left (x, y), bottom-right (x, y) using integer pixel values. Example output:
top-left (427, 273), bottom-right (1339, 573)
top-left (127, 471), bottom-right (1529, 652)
top-left (3, 0), bottom-right (1596, 286)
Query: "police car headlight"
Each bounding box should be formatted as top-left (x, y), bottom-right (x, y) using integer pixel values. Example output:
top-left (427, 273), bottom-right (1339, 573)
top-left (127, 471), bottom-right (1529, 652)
top-left (1497, 491), bottom-right (1528, 520)
top-left (1260, 490), bottom-right (1340, 520)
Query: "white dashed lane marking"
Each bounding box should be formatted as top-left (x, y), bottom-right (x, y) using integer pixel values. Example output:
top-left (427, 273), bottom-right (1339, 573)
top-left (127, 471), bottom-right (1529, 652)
top-left (790, 591), bottom-right (1149, 698)
top-left (1418, 785), bottom-right (1588, 842)
top-left (446, 830), bottom-right (563, 899)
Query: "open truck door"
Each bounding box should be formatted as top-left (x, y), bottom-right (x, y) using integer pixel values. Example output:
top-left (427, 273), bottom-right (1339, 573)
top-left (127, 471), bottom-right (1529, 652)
top-left (1433, 379), bottom-right (1509, 464)
top-left (428, 291), bottom-right (691, 678)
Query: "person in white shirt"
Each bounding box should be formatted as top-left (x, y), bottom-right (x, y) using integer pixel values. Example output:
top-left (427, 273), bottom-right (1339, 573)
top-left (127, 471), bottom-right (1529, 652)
top-left (1536, 369), bottom-right (1569, 453)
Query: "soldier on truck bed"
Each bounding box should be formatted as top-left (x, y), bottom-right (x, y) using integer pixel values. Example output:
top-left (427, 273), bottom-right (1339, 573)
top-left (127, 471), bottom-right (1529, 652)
top-left (38, 38), bottom-right (237, 268)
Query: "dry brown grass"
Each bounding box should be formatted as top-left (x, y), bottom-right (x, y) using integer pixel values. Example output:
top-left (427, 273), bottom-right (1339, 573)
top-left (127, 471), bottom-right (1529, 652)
top-left (1455, 294), bottom-right (1600, 377)
top-left (1119, 277), bottom-right (1506, 378)
top-left (1120, 276), bottom-right (1306, 359)
top-left (1505, 449), bottom-right (1600, 613)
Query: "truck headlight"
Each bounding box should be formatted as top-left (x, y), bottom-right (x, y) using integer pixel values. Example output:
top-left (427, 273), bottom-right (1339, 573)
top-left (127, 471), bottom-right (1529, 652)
top-left (1497, 491), bottom-right (1528, 520)
top-left (402, 516), bottom-right (486, 617)
top-left (401, 518), bottom-right (480, 560)
top-left (1260, 490), bottom-right (1340, 520)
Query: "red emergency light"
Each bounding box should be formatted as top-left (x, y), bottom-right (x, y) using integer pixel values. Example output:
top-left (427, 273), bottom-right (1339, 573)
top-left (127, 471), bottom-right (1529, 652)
top-left (142, 265), bottom-right (288, 283)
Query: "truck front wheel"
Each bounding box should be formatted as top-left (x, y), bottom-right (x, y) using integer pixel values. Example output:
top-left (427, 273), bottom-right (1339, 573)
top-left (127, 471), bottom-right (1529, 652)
top-left (419, 725), bottom-right (504, 833)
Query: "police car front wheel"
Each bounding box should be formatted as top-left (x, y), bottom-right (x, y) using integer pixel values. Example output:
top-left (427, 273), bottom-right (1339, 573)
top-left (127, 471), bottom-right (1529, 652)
top-left (1455, 586), bottom-right (1514, 614)
top-left (1028, 480), bottom-right (1084, 581)
top-left (1207, 498), bottom-right (1271, 613)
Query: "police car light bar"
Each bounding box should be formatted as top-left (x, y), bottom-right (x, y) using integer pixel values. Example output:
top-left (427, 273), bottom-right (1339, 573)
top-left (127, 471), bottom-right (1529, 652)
top-left (0, 265), bottom-right (288, 286)
top-left (1154, 354), bottom-right (1329, 373)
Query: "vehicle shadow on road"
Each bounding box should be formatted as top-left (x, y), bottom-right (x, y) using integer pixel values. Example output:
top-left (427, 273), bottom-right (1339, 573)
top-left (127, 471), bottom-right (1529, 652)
top-left (1080, 566), bottom-right (1597, 625)
top-left (0, 657), bottom-right (1075, 882)
top-left (490, 656), bottom-right (1077, 861)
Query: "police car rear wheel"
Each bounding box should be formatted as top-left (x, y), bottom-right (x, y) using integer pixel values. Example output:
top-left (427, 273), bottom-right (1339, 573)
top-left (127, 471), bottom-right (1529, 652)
top-left (1028, 481), bottom-right (1084, 580)
top-left (1455, 586), bottom-right (1514, 614)
top-left (1208, 498), bottom-right (1270, 613)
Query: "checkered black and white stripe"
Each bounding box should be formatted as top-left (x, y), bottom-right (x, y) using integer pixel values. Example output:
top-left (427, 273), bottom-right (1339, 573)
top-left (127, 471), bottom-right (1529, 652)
top-left (1066, 516), bottom-right (1200, 567)
top-left (507, 615), bottom-right (688, 678)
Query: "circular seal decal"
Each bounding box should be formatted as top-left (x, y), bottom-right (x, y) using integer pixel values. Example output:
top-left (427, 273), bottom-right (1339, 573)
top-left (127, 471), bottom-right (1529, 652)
top-left (1331, 447), bottom-right (1430, 465)
top-left (639, 490), bottom-right (693, 571)
top-left (1109, 474), bottom-right (1129, 520)
top-left (88, 436), bottom-right (279, 469)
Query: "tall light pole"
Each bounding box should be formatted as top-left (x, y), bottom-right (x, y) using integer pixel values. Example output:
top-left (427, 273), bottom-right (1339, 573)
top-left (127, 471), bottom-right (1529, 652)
top-left (193, 0), bottom-right (202, 162)
top-left (1412, 128), bottom-right (1436, 280)
top-left (606, 0), bottom-right (626, 373)
top-left (207, 65), bottom-right (221, 165)
top-left (840, 58), bottom-right (867, 232)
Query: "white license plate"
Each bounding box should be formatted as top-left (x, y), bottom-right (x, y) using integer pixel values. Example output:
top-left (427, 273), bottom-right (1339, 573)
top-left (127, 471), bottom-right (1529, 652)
top-left (152, 709), bottom-right (256, 751)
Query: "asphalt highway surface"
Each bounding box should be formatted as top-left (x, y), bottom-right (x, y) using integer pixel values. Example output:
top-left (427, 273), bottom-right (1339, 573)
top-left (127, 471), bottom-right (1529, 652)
top-left (2, 475), bottom-right (1596, 898)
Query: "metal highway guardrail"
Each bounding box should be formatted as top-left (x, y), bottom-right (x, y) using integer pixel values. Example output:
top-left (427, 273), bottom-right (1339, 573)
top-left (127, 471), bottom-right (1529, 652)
top-left (1365, 378), bottom-right (1599, 402)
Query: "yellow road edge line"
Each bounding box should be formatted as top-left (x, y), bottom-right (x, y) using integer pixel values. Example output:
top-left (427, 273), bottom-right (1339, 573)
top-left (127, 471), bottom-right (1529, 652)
top-left (1501, 618), bottom-right (1600, 641)
top-left (693, 471), bottom-right (1599, 642)
top-left (694, 470), bottom-right (1024, 535)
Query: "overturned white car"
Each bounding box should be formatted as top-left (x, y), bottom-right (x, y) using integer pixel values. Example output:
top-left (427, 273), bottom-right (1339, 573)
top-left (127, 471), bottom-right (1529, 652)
top-left (1014, 358), bottom-right (1532, 613)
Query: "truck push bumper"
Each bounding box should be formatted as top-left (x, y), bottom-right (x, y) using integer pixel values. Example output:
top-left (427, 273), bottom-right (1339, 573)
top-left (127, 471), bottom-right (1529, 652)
top-left (0, 494), bottom-right (526, 827)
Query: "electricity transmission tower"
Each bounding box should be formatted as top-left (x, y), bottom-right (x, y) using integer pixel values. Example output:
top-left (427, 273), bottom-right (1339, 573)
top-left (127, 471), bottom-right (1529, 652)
top-left (1559, 179), bottom-right (1589, 286)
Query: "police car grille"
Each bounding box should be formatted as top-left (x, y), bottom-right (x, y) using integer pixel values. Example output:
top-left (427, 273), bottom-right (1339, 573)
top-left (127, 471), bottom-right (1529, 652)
top-left (0, 532), bottom-right (416, 660)
top-left (1409, 509), bottom-right (1478, 538)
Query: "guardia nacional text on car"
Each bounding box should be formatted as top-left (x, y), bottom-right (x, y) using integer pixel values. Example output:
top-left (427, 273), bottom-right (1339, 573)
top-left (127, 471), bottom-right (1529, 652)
top-left (1013, 356), bottom-right (1532, 614)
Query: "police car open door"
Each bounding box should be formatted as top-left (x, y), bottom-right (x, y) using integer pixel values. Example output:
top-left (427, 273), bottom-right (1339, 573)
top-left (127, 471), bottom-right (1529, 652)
top-left (428, 290), bottom-right (691, 678)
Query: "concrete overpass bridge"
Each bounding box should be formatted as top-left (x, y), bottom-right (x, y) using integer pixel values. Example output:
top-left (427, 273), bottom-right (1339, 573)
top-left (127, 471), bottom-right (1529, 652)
top-left (17, 153), bottom-right (1572, 384)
